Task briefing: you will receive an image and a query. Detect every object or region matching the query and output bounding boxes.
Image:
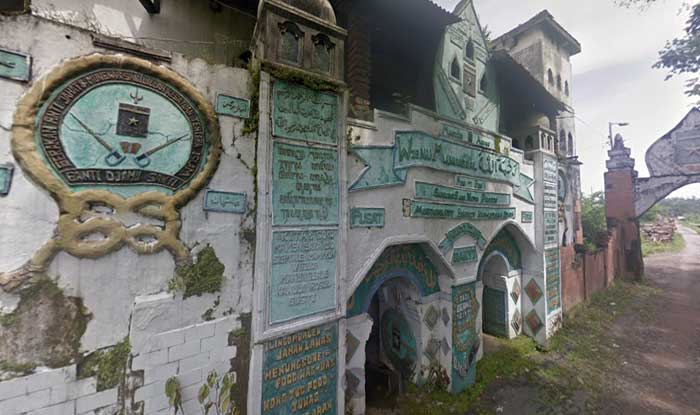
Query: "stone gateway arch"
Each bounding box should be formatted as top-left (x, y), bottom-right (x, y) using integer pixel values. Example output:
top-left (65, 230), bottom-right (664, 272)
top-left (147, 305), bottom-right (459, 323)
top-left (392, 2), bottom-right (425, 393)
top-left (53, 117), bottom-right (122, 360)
top-left (604, 108), bottom-right (700, 278)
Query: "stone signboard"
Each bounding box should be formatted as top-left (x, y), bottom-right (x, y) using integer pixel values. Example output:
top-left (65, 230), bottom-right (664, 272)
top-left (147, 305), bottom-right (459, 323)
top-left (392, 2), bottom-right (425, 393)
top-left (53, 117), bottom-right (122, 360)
top-left (203, 190), bottom-right (246, 214)
top-left (544, 211), bottom-right (558, 247)
top-left (438, 222), bottom-right (487, 254)
top-left (270, 229), bottom-right (338, 323)
top-left (452, 282), bottom-right (479, 394)
top-left (350, 207), bottom-right (384, 228)
top-left (415, 182), bottom-right (510, 206)
top-left (262, 322), bottom-right (338, 415)
top-left (350, 131), bottom-right (536, 193)
top-left (545, 248), bottom-right (561, 313)
top-left (394, 132), bottom-right (519, 185)
top-left (452, 246), bottom-right (478, 265)
top-left (0, 165), bottom-right (13, 196)
top-left (0, 47), bottom-right (31, 81)
top-left (543, 156), bottom-right (558, 184)
top-left (406, 200), bottom-right (515, 221)
top-left (272, 81), bottom-right (338, 145)
top-left (521, 211), bottom-right (533, 223)
top-left (544, 182), bottom-right (558, 211)
top-left (215, 94), bottom-right (250, 118)
top-left (272, 142), bottom-right (339, 226)
top-left (455, 175), bottom-right (486, 191)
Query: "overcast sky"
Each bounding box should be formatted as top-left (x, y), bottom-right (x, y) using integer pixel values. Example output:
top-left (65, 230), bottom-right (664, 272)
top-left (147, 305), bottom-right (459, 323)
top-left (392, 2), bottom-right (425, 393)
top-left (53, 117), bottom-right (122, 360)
top-left (435, 0), bottom-right (699, 198)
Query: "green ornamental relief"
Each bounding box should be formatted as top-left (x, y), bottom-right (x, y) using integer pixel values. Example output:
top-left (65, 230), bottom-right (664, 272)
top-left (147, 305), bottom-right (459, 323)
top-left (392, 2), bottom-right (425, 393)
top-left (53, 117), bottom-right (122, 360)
top-left (34, 69), bottom-right (212, 198)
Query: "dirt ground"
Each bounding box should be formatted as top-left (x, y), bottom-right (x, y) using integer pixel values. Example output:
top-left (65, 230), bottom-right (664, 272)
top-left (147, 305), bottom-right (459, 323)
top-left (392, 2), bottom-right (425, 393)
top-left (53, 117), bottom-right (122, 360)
top-left (607, 226), bottom-right (700, 414)
top-left (473, 226), bottom-right (700, 415)
top-left (367, 226), bottom-right (700, 415)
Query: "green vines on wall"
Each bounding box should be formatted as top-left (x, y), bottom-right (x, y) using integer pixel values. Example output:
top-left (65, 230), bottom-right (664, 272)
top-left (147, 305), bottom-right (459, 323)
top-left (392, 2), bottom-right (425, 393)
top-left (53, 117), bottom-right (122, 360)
top-left (170, 245), bottom-right (225, 299)
top-left (261, 62), bottom-right (342, 93)
top-left (0, 276), bottom-right (91, 378)
top-left (77, 339), bottom-right (130, 391)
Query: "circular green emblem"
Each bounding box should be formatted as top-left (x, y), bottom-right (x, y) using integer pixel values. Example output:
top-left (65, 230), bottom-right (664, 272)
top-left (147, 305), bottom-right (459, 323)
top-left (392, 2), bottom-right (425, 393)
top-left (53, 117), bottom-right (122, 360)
top-left (36, 67), bottom-right (212, 197)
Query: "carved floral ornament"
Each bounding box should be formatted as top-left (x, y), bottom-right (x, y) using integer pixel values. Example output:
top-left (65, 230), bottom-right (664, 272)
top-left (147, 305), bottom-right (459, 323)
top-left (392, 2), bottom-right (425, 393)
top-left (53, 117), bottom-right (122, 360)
top-left (3, 54), bottom-right (221, 289)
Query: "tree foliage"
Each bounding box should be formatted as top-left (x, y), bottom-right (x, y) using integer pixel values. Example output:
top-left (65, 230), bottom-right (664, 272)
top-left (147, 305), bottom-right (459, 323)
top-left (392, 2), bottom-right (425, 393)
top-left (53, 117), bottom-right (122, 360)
top-left (617, 1), bottom-right (700, 101)
top-left (581, 191), bottom-right (608, 247)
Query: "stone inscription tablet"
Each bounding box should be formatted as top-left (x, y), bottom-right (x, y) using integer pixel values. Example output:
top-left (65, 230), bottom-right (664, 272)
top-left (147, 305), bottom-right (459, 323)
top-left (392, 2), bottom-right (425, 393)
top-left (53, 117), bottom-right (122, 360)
top-left (455, 175), bottom-right (486, 191)
top-left (0, 47), bottom-right (31, 82)
top-left (203, 190), bottom-right (246, 214)
top-left (0, 165), bottom-right (13, 196)
top-left (544, 211), bottom-right (559, 247)
top-left (262, 322), bottom-right (338, 415)
top-left (272, 142), bottom-right (339, 226)
top-left (272, 81), bottom-right (338, 145)
top-left (543, 156), bottom-right (558, 184)
top-left (544, 182), bottom-right (558, 211)
top-left (270, 230), bottom-right (338, 323)
top-left (545, 248), bottom-right (561, 313)
top-left (406, 200), bottom-right (515, 221)
top-left (415, 181), bottom-right (510, 206)
top-left (521, 211), bottom-right (533, 223)
top-left (215, 94), bottom-right (250, 119)
top-left (452, 246), bottom-right (478, 265)
top-left (350, 207), bottom-right (385, 228)
top-left (452, 282), bottom-right (479, 393)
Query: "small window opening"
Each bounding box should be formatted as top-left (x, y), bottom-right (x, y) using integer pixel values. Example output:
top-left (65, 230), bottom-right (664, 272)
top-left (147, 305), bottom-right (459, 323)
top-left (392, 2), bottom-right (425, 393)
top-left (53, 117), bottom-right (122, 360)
top-left (466, 39), bottom-right (475, 60)
top-left (565, 81), bottom-right (570, 96)
top-left (547, 69), bottom-right (554, 85)
top-left (480, 74), bottom-right (488, 93)
top-left (450, 57), bottom-right (461, 80)
top-left (556, 75), bottom-right (562, 91)
top-left (568, 133), bottom-right (574, 155)
top-left (525, 135), bottom-right (534, 150)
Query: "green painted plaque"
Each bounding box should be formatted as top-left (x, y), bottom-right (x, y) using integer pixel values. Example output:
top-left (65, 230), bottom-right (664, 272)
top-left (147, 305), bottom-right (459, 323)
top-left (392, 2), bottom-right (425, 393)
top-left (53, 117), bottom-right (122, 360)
top-left (34, 68), bottom-right (212, 198)
top-left (407, 199), bottom-right (515, 221)
top-left (381, 309), bottom-right (417, 379)
top-left (544, 211), bottom-right (559, 246)
top-left (203, 190), bottom-right (246, 214)
top-left (272, 142), bottom-right (339, 226)
top-left (395, 131), bottom-right (520, 185)
top-left (544, 182), bottom-right (558, 211)
top-left (0, 164), bottom-right (14, 196)
top-left (452, 246), bottom-right (478, 264)
top-left (415, 181), bottom-right (510, 206)
top-left (471, 133), bottom-right (495, 150)
top-left (543, 156), bottom-right (558, 184)
top-left (350, 207), bottom-right (384, 228)
top-left (545, 248), bottom-right (561, 313)
top-left (451, 282), bottom-right (479, 393)
top-left (272, 81), bottom-right (338, 145)
top-left (215, 94), bottom-right (250, 119)
top-left (440, 124), bottom-right (468, 142)
top-left (262, 322), bottom-right (337, 415)
top-left (438, 222), bottom-right (487, 254)
top-left (455, 175), bottom-right (486, 191)
top-left (521, 211), bottom-right (533, 223)
top-left (270, 229), bottom-right (337, 323)
top-left (0, 47), bottom-right (31, 82)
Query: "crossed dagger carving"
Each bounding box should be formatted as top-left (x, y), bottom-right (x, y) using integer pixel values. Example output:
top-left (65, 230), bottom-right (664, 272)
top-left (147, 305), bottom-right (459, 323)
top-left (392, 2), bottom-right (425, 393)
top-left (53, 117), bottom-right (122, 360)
top-left (69, 113), bottom-right (189, 168)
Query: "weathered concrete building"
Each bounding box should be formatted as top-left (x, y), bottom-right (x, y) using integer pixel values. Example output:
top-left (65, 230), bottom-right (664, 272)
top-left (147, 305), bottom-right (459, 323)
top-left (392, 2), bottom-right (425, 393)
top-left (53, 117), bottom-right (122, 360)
top-left (0, 0), bottom-right (582, 414)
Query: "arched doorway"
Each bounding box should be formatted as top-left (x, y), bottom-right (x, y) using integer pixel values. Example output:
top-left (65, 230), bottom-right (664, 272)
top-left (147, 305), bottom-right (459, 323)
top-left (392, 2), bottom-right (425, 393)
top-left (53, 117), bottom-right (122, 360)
top-left (345, 243), bottom-right (445, 415)
top-left (477, 227), bottom-right (527, 345)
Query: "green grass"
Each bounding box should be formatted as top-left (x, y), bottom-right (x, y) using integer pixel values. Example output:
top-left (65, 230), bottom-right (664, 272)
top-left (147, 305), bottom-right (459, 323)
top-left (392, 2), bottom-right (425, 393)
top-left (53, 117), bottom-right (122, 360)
top-left (391, 281), bottom-right (660, 415)
top-left (680, 219), bottom-right (700, 234)
top-left (641, 232), bottom-right (686, 257)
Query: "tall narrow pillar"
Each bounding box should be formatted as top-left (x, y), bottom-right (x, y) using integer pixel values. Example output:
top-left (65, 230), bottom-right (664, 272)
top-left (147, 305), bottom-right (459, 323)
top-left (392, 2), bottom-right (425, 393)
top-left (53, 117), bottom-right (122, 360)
top-left (604, 134), bottom-right (643, 279)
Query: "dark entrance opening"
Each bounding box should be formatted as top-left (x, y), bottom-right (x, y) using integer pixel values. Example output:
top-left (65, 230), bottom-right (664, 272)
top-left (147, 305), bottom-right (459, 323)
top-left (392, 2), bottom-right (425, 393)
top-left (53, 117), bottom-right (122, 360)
top-left (364, 293), bottom-right (399, 410)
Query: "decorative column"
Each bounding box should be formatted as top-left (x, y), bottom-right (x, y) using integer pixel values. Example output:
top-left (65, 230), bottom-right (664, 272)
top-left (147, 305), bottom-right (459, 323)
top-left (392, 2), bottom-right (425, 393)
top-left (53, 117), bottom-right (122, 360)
top-left (604, 134), bottom-right (643, 279)
top-left (249, 1), bottom-right (348, 414)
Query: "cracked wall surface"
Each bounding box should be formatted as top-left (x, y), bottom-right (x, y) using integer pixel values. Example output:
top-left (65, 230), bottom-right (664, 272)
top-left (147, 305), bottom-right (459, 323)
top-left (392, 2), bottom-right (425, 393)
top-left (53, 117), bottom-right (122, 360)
top-left (0, 11), bottom-right (256, 415)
